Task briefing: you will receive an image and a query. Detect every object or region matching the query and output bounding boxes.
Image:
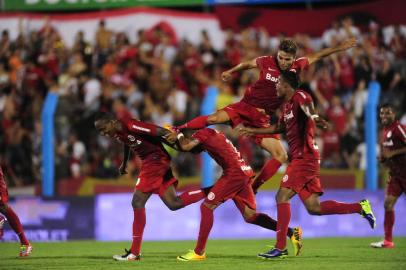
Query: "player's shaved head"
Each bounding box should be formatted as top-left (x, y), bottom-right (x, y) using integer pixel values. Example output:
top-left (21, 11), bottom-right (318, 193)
top-left (280, 71), bottom-right (299, 89)
top-left (379, 103), bottom-right (396, 126)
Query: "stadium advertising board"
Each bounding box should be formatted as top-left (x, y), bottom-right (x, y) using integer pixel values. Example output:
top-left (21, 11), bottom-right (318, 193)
top-left (1, 197), bottom-right (95, 241)
top-left (2, 0), bottom-right (204, 11)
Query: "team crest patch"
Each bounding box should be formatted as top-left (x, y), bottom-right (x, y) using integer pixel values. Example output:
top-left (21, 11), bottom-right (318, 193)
top-left (282, 175), bottom-right (289, 182)
top-left (207, 192), bottom-right (216, 201)
top-left (128, 135), bottom-right (136, 141)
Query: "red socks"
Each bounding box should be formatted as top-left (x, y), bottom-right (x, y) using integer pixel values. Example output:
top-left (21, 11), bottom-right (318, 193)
top-left (130, 208), bottom-right (146, 256)
top-left (384, 210), bottom-right (394, 242)
top-left (320, 200), bottom-right (362, 215)
top-left (3, 207), bottom-right (29, 245)
top-left (275, 203), bottom-right (291, 250)
top-left (178, 115), bottom-right (208, 130)
top-left (179, 189), bottom-right (205, 207)
top-left (194, 204), bottom-right (214, 255)
top-left (246, 213), bottom-right (293, 238)
top-left (252, 159), bottom-right (281, 192)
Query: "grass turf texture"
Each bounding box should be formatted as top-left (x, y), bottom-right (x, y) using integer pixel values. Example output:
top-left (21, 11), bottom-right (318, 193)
top-left (1, 238), bottom-right (406, 270)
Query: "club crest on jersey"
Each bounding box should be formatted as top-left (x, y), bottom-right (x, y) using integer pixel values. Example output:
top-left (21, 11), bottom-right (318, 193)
top-left (282, 175), bottom-right (289, 182)
top-left (266, 73), bottom-right (279, 82)
top-left (128, 135), bottom-right (136, 141)
top-left (207, 192), bottom-right (216, 201)
top-left (284, 110), bottom-right (294, 121)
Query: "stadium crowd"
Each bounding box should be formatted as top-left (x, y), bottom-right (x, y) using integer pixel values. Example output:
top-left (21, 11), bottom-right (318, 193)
top-left (0, 16), bottom-right (405, 187)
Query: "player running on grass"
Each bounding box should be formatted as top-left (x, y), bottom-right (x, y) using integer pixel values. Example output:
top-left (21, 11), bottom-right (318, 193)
top-left (177, 38), bottom-right (357, 194)
top-left (0, 166), bottom-right (32, 257)
top-left (370, 104), bottom-right (406, 249)
top-left (94, 112), bottom-right (207, 261)
top-left (237, 71), bottom-right (376, 259)
top-left (169, 128), bottom-right (302, 261)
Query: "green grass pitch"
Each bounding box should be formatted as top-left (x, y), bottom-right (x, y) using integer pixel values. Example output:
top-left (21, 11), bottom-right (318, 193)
top-left (1, 238), bottom-right (406, 270)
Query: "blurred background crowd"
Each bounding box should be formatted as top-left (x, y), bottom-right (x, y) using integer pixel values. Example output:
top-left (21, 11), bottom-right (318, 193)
top-left (0, 14), bottom-right (405, 187)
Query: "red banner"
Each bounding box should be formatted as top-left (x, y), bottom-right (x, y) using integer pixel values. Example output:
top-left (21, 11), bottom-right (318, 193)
top-left (214, 0), bottom-right (406, 36)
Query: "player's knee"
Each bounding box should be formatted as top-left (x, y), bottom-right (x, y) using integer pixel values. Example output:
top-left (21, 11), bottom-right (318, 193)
top-left (131, 195), bottom-right (145, 209)
top-left (166, 200), bottom-right (183, 211)
top-left (306, 205), bottom-right (321, 215)
top-left (207, 114), bottom-right (218, 125)
top-left (384, 200), bottom-right (395, 211)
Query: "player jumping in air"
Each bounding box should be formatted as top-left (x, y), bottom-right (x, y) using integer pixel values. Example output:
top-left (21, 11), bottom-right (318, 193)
top-left (370, 104), bottom-right (406, 249)
top-left (94, 112), bottom-right (207, 261)
top-left (237, 71), bottom-right (376, 259)
top-left (0, 166), bottom-right (32, 257)
top-left (177, 38), bottom-right (357, 194)
top-left (170, 128), bottom-right (302, 261)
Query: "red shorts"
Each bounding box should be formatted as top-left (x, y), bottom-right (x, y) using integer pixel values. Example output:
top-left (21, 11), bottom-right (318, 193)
top-left (222, 101), bottom-right (280, 145)
top-left (386, 175), bottom-right (406, 197)
top-left (280, 159), bottom-right (323, 201)
top-left (204, 173), bottom-right (256, 210)
top-left (135, 161), bottom-right (178, 197)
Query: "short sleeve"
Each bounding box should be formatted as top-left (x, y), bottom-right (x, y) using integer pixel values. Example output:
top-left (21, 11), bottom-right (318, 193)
top-left (126, 119), bottom-right (158, 136)
top-left (295, 90), bottom-right (313, 106)
top-left (192, 130), bottom-right (208, 143)
top-left (394, 124), bottom-right (406, 144)
top-left (294, 57), bottom-right (310, 71)
top-left (256, 56), bottom-right (271, 70)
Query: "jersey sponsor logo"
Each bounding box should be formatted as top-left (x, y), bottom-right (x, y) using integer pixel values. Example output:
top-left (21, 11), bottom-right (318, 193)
top-left (383, 140), bottom-right (394, 147)
top-left (282, 174), bottom-right (289, 182)
top-left (207, 192), bottom-right (216, 201)
top-left (241, 165), bottom-right (252, 171)
top-left (265, 73), bottom-right (279, 82)
top-left (284, 110), bottom-right (294, 121)
top-left (132, 125), bottom-right (151, 133)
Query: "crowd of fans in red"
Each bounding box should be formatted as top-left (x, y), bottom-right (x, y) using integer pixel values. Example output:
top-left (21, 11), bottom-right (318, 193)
top-left (0, 16), bottom-right (405, 187)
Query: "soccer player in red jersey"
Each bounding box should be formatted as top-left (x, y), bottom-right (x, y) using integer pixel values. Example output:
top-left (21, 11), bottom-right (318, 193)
top-left (0, 166), bottom-right (32, 257)
top-left (371, 104), bottom-right (406, 249)
top-left (94, 112), bottom-right (207, 261)
top-left (237, 71), bottom-right (376, 259)
top-left (171, 128), bottom-right (302, 261)
top-left (177, 38), bottom-right (357, 193)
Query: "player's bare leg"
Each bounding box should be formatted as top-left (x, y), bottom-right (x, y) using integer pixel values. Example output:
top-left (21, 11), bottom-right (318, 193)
top-left (371, 195), bottom-right (397, 248)
top-left (160, 184), bottom-right (206, 211)
top-left (177, 202), bottom-right (219, 261)
top-left (177, 110), bottom-right (231, 130)
top-left (252, 138), bottom-right (288, 193)
top-left (258, 187), bottom-right (295, 259)
top-left (0, 203), bottom-right (32, 257)
top-left (113, 190), bottom-right (151, 261)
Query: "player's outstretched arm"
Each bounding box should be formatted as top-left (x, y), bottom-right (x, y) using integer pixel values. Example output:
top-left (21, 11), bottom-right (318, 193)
top-left (177, 133), bottom-right (201, 152)
top-left (299, 102), bottom-right (329, 130)
top-left (382, 147), bottom-right (406, 159)
top-left (221, 59), bottom-right (257, 81)
top-left (236, 123), bottom-right (285, 136)
top-left (306, 37), bottom-right (357, 65)
top-left (119, 145), bottom-right (130, 175)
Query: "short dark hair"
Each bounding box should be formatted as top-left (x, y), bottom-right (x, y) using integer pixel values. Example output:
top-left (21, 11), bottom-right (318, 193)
top-left (280, 71), bottom-right (299, 89)
top-left (279, 39), bottom-right (297, 55)
top-left (380, 103), bottom-right (394, 111)
top-left (94, 111), bottom-right (115, 122)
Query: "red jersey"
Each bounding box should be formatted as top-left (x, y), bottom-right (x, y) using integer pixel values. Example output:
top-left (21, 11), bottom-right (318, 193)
top-left (281, 90), bottom-right (320, 160)
top-left (192, 128), bottom-right (254, 177)
top-left (114, 118), bottom-right (170, 163)
top-left (241, 55), bottom-right (309, 115)
top-left (381, 121), bottom-right (406, 177)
